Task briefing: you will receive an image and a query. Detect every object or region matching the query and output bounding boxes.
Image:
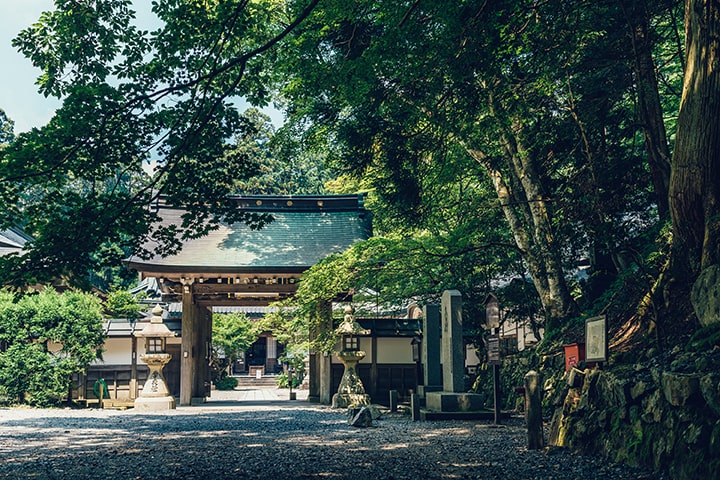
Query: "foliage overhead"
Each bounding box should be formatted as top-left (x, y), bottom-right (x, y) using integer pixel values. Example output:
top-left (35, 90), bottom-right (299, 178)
top-left (104, 289), bottom-right (144, 319)
top-left (0, 0), bottom-right (320, 287)
top-left (273, 0), bottom-right (687, 338)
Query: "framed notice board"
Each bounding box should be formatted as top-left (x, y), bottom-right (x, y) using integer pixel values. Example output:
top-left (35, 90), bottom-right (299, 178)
top-left (585, 315), bottom-right (607, 363)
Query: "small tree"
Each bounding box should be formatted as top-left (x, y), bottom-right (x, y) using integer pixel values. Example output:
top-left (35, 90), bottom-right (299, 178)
top-left (0, 288), bottom-right (105, 407)
top-left (211, 312), bottom-right (260, 383)
top-left (260, 307), bottom-right (309, 388)
top-left (105, 289), bottom-right (144, 320)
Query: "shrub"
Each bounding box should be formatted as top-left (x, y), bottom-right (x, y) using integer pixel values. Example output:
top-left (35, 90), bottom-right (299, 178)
top-left (214, 376), bottom-right (238, 390)
top-left (276, 371), bottom-right (302, 389)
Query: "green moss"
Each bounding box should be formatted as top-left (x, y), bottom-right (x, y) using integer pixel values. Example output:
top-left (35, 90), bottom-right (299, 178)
top-left (686, 323), bottom-right (720, 352)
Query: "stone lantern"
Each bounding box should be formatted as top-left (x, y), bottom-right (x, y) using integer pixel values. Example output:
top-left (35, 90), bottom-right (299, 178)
top-left (134, 304), bottom-right (176, 411)
top-left (331, 305), bottom-right (371, 409)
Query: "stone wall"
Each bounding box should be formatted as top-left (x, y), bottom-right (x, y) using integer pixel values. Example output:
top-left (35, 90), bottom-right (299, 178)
top-left (547, 352), bottom-right (720, 480)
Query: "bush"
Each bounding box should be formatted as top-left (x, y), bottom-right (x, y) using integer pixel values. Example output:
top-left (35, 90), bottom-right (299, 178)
top-left (214, 376), bottom-right (238, 390)
top-left (276, 371), bottom-right (302, 389)
top-left (0, 288), bottom-right (105, 407)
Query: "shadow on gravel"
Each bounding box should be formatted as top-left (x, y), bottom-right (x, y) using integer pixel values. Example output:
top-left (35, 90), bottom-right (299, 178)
top-left (0, 408), bottom-right (665, 480)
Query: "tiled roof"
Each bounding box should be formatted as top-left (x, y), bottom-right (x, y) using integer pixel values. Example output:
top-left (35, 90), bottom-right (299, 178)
top-left (126, 195), bottom-right (372, 274)
top-left (0, 227), bottom-right (32, 257)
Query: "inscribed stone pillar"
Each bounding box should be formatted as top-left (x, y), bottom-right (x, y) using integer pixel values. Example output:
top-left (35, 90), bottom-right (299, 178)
top-left (441, 290), bottom-right (464, 393)
top-left (318, 304), bottom-right (333, 405)
top-left (525, 370), bottom-right (544, 449)
top-left (180, 278), bottom-right (196, 406)
top-left (420, 304), bottom-right (442, 395)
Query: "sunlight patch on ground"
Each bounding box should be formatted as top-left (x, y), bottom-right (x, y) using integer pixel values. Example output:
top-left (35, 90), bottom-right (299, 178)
top-left (379, 443), bottom-right (409, 450)
top-left (279, 436), bottom-right (360, 447)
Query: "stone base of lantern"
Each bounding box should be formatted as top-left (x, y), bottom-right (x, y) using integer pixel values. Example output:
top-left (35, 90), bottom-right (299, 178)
top-left (134, 395), bottom-right (176, 411)
top-left (332, 392), bottom-right (371, 409)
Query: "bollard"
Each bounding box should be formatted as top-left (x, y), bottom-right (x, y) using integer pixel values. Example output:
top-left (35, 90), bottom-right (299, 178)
top-left (524, 370), bottom-right (544, 450)
top-left (411, 393), bottom-right (421, 421)
top-left (389, 390), bottom-right (399, 412)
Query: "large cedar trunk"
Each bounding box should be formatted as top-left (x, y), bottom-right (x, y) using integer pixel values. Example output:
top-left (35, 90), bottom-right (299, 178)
top-left (667, 0), bottom-right (720, 306)
top-left (626, 0), bottom-right (672, 218)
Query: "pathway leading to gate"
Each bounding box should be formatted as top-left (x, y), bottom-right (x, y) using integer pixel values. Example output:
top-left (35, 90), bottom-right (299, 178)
top-left (210, 384), bottom-right (309, 403)
top-left (0, 387), bottom-right (665, 480)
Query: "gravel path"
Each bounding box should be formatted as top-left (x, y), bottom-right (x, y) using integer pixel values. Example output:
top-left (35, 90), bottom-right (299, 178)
top-left (0, 390), bottom-right (664, 480)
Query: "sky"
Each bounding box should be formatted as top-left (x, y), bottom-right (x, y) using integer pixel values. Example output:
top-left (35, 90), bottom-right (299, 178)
top-left (0, 1), bottom-right (283, 135)
top-left (0, 0), bottom-right (58, 134)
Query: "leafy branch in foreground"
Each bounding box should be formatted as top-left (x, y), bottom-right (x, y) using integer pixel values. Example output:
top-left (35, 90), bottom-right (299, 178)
top-left (1, 0), bottom-right (319, 287)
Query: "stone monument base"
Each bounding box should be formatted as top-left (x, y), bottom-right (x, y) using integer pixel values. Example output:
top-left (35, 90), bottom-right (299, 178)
top-left (332, 392), bottom-right (371, 409)
top-left (426, 391), bottom-right (484, 412)
top-left (417, 385), bottom-right (443, 397)
top-left (134, 395), bottom-right (176, 411)
top-left (420, 391), bottom-right (495, 420)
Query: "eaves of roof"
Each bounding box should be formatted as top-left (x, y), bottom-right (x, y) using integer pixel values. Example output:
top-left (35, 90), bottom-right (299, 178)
top-left (125, 195), bottom-right (372, 274)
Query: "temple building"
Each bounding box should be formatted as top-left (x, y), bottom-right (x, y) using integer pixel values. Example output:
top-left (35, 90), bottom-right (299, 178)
top-left (120, 194), bottom-right (373, 406)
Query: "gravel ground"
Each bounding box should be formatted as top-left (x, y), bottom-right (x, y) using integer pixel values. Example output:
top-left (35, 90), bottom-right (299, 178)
top-left (0, 392), bottom-right (665, 480)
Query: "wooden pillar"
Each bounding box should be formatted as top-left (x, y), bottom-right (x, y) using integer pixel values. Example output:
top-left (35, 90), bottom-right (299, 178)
top-left (308, 350), bottom-right (320, 403)
top-left (180, 278), bottom-right (196, 406)
top-left (192, 305), bottom-right (210, 404)
top-left (308, 316), bottom-right (320, 403)
top-left (370, 334), bottom-right (378, 398)
top-left (130, 334), bottom-right (138, 399)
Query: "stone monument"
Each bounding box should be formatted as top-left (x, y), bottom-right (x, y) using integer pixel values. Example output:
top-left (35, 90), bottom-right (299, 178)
top-left (425, 290), bottom-right (485, 416)
top-left (418, 303), bottom-right (442, 396)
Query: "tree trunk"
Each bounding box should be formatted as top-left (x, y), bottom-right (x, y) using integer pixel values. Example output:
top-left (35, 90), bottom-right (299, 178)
top-left (466, 140), bottom-right (577, 333)
top-left (667, 0), bottom-right (720, 306)
top-left (625, 0), bottom-right (672, 219)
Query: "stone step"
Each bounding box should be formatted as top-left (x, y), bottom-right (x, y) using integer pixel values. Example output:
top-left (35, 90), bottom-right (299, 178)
top-left (233, 376), bottom-right (279, 388)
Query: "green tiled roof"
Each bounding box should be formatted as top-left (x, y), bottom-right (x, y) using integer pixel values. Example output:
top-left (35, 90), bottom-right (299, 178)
top-left (0, 227), bottom-right (32, 257)
top-left (126, 195), bottom-right (372, 274)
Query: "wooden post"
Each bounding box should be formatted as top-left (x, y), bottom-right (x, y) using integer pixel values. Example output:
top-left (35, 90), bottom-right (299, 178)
top-left (389, 389), bottom-right (399, 412)
top-left (411, 393), bottom-right (421, 421)
top-left (493, 363), bottom-right (501, 424)
top-left (317, 301), bottom-right (332, 405)
top-left (191, 305), bottom-right (210, 404)
top-left (524, 370), bottom-right (544, 450)
top-left (130, 334), bottom-right (138, 399)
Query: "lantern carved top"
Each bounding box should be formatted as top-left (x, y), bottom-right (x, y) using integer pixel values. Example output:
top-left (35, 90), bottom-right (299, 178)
top-left (134, 304), bottom-right (175, 339)
top-left (336, 305), bottom-right (370, 336)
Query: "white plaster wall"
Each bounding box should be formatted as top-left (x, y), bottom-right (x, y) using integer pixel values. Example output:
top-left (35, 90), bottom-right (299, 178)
top-left (376, 337), bottom-right (413, 364)
top-left (94, 338), bottom-right (134, 365)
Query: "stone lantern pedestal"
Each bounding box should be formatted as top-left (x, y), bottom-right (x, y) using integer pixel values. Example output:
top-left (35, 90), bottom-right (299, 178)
top-left (332, 350), bottom-right (371, 408)
top-left (134, 352), bottom-right (175, 411)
